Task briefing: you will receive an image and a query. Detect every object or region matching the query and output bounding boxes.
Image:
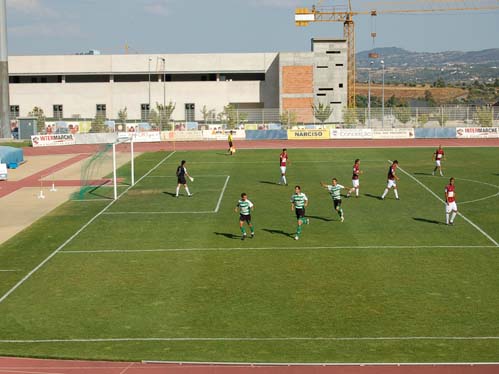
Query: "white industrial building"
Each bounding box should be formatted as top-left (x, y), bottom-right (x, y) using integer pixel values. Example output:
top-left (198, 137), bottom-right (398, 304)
top-left (8, 39), bottom-right (348, 124)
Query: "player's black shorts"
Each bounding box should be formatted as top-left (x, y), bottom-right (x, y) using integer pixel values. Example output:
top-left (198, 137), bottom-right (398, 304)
top-left (177, 176), bottom-right (186, 184)
top-left (229, 141), bottom-right (233, 148)
top-left (333, 199), bottom-right (342, 210)
top-left (295, 208), bottom-right (305, 219)
top-left (239, 214), bottom-right (251, 222)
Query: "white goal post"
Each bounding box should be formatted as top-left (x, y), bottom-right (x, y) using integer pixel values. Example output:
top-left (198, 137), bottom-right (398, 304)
top-left (112, 135), bottom-right (135, 200)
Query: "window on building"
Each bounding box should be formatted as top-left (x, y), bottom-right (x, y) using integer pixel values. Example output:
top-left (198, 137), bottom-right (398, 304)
top-left (339, 83), bottom-right (344, 88)
top-left (326, 51), bottom-right (341, 54)
top-left (53, 105), bottom-right (63, 119)
top-left (330, 101), bottom-right (342, 104)
top-left (141, 104), bottom-right (150, 121)
top-left (335, 64), bottom-right (344, 67)
top-left (10, 105), bottom-right (19, 119)
top-left (185, 103), bottom-right (195, 122)
top-left (96, 104), bottom-right (107, 118)
top-left (317, 65), bottom-right (328, 69)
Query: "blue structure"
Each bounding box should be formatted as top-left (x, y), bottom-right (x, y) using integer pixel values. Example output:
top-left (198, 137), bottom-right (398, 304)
top-left (0, 146), bottom-right (24, 168)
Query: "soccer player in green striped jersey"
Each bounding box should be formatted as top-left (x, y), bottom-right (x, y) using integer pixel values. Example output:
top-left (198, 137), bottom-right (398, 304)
top-left (235, 193), bottom-right (255, 240)
top-left (290, 185), bottom-right (309, 240)
top-left (321, 178), bottom-right (348, 222)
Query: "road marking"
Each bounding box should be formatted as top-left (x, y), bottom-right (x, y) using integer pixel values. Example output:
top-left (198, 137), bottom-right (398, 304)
top-left (60, 245), bottom-right (495, 254)
top-left (394, 162), bottom-right (499, 247)
top-left (0, 152), bottom-right (177, 305)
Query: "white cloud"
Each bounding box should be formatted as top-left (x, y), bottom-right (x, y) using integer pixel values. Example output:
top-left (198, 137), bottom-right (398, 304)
top-left (10, 22), bottom-right (82, 38)
top-left (247, 0), bottom-right (302, 8)
top-left (7, 0), bottom-right (59, 17)
top-left (143, 0), bottom-right (171, 16)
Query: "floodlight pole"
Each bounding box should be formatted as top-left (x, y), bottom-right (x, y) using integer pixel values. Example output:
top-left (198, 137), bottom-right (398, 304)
top-left (0, 0), bottom-right (10, 138)
top-left (381, 59), bottom-right (385, 128)
top-left (368, 60), bottom-right (373, 127)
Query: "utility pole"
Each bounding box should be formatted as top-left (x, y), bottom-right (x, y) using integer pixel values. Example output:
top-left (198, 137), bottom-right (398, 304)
top-left (0, 0), bottom-right (10, 138)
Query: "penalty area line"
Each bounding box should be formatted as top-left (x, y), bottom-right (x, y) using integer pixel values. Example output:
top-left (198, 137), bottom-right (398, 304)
top-left (214, 176), bottom-right (230, 213)
top-left (393, 161), bottom-right (499, 247)
top-left (0, 152), bottom-right (177, 306)
top-left (2, 336), bottom-right (499, 344)
top-left (59, 245), bottom-right (496, 254)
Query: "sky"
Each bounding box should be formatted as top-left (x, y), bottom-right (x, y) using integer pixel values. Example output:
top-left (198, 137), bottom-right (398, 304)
top-left (5, 0), bottom-right (499, 56)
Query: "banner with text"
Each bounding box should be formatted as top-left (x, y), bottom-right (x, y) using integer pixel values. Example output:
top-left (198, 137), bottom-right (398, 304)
top-left (202, 129), bottom-right (246, 140)
top-left (456, 127), bottom-right (499, 139)
top-left (372, 128), bottom-right (415, 139)
top-left (31, 134), bottom-right (76, 147)
top-left (287, 129), bottom-right (330, 140)
top-left (161, 131), bottom-right (204, 141)
top-left (330, 128), bottom-right (372, 139)
top-left (118, 131), bottom-right (161, 143)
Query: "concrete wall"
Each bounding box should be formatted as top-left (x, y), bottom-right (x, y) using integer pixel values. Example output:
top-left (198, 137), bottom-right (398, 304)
top-left (8, 53), bottom-right (280, 120)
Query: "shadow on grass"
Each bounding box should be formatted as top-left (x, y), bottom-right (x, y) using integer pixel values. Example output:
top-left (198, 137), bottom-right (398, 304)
top-left (259, 180), bottom-right (281, 186)
top-left (214, 232), bottom-right (241, 240)
top-left (163, 192), bottom-right (177, 197)
top-left (364, 193), bottom-right (382, 200)
top-left (413, 217), bottom-right (445, 225)
top-left (307, 215), bottom-right (334, 222)
top-left (414, 172), bottom-right (434, 176)
top-left (262, 228), bottom-right (294, 238)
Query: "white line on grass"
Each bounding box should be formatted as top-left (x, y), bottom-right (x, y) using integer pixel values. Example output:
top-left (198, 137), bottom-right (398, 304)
top-left (214, 176), bottom-right (230, 213)
top-left (0, 270), bottom-right (19, 272)
top-left (104, 211), bottom-right (215, 215)
top-left (0, 152), bottom-right (177, 305)
top-left (1, 336), bottom-right (499, 344)
top-left (145, 175), bottom-right (230, 178)
top-left (393, 161), bottom-right (499, 247)
top-left (59, 245), bottom-right (496, 254)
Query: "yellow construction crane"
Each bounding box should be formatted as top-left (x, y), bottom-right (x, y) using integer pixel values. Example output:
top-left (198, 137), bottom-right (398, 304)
top-left (295, 0), bottom-right (499, 107)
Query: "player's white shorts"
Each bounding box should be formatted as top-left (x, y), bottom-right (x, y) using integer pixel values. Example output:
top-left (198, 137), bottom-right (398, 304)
top-left (435, 160), bottom-right (442, 167)
top-left (352, 179), bottom-right (359, 188)
top-left (446, 201), bottom-right (457, 213)
top-left (386, 179), bottom-right (397, 189)
top-left (280, 166), bottom-right (287, 174)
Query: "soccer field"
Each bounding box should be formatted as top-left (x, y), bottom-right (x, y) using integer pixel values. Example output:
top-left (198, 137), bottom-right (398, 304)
top-left (0, 147), bottom-right (498, 363)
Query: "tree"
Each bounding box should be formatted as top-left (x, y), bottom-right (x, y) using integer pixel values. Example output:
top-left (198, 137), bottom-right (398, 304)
top-left (28, 106), bottom-right (46, 133)
top-left (280, 110), bottom-right (298, 128)
top-left (433, 78), bottom-right (446, 88)
top-left (312, 102), bottom-right (333, 124)
top-left (90, 113), bottom-right (107, 133)
top-left (342, 108), bottom-right (358, 127)
top-left (418, 113), bottom-right (429, 126)
top-left (156, 101), bottom-right (176, 130)
top-left (424, 90), bottom-right (437, 106)
top-left (474, 106), bottom-right (493, 127)
top-left (217, 104), bottom-right (238, 129)
top-left (200, 105), bottom-right (216, 124)
top-left (117, 107), bottom-right (128, 125)
top-left (394, 107), bottom-right (411, 124)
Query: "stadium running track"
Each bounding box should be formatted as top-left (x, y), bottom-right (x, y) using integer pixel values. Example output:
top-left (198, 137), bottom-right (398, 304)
top-left (2, 138), bottom-right (499, 373)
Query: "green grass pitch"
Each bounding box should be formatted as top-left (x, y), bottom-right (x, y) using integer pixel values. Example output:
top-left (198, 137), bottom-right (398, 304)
top-left (0, 147), bottom-right (498, 363)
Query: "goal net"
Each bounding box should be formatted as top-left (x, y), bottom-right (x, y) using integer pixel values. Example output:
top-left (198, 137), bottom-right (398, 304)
top-left (75, 137), bottom-right (135, 201)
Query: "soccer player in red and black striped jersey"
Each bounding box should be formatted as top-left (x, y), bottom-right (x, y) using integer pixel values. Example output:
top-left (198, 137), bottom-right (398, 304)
top-left (445, 177), bottom-right (458, 225)
top-left (278, 148), bottom-right (289, 186)
top-left (347, 159), bottom-right (362, 198)
top-left (381, 160), bottom-right (400, 200)
top-left (433, 145), bottom-right (445, 176)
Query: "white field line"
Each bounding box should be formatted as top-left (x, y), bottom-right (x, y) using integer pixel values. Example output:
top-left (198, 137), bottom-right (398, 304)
top-left (186, 160), bottom-right (385, 164)
top-left (59, 245), bottom-right (496, 254)
top-left (0, 152), bottom-right (177, 305)
top-left (214, 176), bottom-right (230, 213)
top-left (104, 211), bottom-right (215, 215)
top-left (102, 176), bottom-right (230, 215)
top-left (0, 270), bottom-right (19, 272)
top-left (394, 161), bottom-right (499, 247)
top-left (145, 175), bottom-right (229, 178)
top-left (142, 360), bottom-right (499, 367)
top-left (1, 336), bottom-right (499, 344)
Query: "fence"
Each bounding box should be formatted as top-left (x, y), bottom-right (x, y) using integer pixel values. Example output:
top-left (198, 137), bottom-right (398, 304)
top-left (9, 106), bottom-right (499, 136)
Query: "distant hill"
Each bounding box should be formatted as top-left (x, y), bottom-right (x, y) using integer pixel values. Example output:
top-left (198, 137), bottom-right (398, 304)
top-left (356, 47), bottom-right (499, 84)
